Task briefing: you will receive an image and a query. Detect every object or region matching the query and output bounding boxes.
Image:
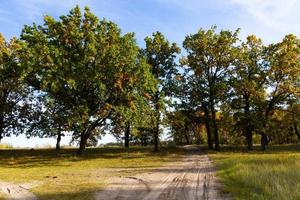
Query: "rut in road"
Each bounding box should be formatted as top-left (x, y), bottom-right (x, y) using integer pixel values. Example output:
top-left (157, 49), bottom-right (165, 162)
top-left (95, 146), bottom-right (230, 200)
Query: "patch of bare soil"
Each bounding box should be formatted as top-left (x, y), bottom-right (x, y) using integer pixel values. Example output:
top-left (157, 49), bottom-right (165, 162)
top-left (0, 181), bottom-right (38, 200)
top-left (95, 146), bottom-right (230, 200)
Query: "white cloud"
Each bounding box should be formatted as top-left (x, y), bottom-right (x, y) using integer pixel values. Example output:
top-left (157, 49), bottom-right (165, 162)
top-left (228, 0), bottom-right (300, 42)
top-left (154, 0), bottom-right (300, 43)
top-left (2, 0), bottom-right (300, 43)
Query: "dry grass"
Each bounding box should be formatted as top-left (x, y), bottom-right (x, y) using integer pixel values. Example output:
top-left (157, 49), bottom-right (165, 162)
top-left (209, 144), bottom-right (300, 200)
top-left (0, 143), bottom-right (13, 149)
top-left (0, 146), bottom-right (184, 200)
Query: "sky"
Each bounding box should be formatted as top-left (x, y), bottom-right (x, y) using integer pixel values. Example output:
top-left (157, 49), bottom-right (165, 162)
top-left (1, 0), bottom-right (300, 147)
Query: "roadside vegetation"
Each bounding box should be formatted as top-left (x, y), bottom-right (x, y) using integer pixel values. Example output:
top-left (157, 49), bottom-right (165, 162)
top-left (209, 144), bottom-right (300, 200)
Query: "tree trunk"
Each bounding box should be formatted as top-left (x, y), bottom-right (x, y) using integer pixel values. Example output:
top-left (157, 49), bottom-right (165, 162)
top-left (143, 135), bottom-right (148, 146)
top-left (260, 110), bottom-right (271, 151)
top-left (203, 105), bottom-right (213, 149)
top-left (291, 109), bottom-right (300, 141)
top-left (76, 117), bottom-right (107, 155)
top-left (244, 100), bottom-right (253, 151)
top-left (184, 128), bottom-right (190, 145)
top-left (124, 123), bottom-right (130, 148)
top-left (210, 103), bottom-right (220, 151)
top-left (56, 129), bottom-right (62, 151)
top-left (78, 132), bottom-right (89, 155)
top-left (260, 121), bottom-right (269, 151)
top-left (246, 126), bottom-right (253, 151)
top-left (154, 100), bottom-right (160, 152)
top-left (141, 137), bottom-right (145, 146)
top-left (260, 132), bottom-right (268, 151)
top-left (212, 116), bottom-right (220, 151)
top-left (154, 122), bottom-right (159, 152)
top-left (0, 115), bottom-right (4, 142)
top-left (0, 128), bottom-right (3, 143)
top-left (154, 92), bottom-right (160, 152)
top-left (141, 134), bottom-right (146, 146)
top-left (294, 122), bottom-right (300, 141)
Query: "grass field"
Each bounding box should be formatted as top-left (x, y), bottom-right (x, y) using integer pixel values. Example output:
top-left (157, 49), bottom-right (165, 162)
top-left (0, 146), bottom-right (184, 200)
top-left (2, 144), bottom-right (299, 200)
top-left (209, 144), bottom-right (300, 200)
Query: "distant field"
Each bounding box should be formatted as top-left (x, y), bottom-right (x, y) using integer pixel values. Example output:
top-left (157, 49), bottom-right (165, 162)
top-left (0, 146), bottom-right (184, 200)
top-left (209, 145), bottom-right (300, 200)
top-left (0, 143), bottom-right (13, 149)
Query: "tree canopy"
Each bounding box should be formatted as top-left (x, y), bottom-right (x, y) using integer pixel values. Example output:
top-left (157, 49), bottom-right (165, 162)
top-left (20, 6), bottom-right (155, 154)
top-left (0, 6), bottom-right (299, 152)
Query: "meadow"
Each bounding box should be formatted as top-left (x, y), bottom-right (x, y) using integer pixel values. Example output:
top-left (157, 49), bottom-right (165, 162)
top-left (209, 145), bottom-right (300, 200)
top-left (1, 144), bottom-right (300, 200)
top-left (0, 146), bottom-right (184, 200)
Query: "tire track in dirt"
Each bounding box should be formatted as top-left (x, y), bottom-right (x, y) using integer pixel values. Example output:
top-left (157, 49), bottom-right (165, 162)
top-left (95, 146), bottom-right (230, 200)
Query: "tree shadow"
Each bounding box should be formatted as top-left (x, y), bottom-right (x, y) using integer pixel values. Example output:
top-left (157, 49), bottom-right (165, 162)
top-left (0, 146), bottom-right (186, 168)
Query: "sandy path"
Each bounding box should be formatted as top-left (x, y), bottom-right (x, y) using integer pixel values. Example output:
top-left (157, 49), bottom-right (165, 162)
top-left (0, 182), bottom-right (38, 200)
top-left (95, 146), bottom-right (230, 200)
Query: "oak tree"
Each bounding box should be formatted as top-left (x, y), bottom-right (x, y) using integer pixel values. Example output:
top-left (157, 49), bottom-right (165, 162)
top-left (0, 34), bottom-right (31, 142)
top-left (142, 32), bottom-right (180, 151)
top-left (183, 27), bottom-right (239, 150)
top-left (21, 6), bottom-right (154, 154)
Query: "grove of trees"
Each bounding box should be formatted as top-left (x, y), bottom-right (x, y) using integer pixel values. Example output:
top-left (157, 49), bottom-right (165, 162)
top-left (0, 6), bottom-right (299, 154)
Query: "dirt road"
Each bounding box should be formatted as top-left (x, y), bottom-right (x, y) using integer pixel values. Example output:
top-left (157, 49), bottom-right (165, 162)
top-left (0, 182), bottom-right (38, 200)
top-left (95, 146), bottom-right (230, 200)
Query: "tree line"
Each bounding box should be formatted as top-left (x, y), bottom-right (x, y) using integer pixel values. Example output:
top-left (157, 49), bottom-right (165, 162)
top-left (0, 6), bottom-right (299, 154)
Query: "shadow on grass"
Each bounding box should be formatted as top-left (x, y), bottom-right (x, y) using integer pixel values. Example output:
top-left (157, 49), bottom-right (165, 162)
top-left (36, 183), bottom-right (227, 200)
top-left (35, 189), bottom-right (96, 200)
top-left (0, 146), bottom-right (185, 169)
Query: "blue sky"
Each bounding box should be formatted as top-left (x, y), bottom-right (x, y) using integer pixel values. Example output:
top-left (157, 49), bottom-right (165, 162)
top-left (2, 0), bottom-right (300, 45)
top-left (1, 0), bottom-right (300, 147)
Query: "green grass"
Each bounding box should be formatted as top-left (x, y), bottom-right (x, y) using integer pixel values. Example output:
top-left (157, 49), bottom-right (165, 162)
top-left (0, 146), bottom-right (184, 200)
top-left (208, 144), bottom-right (300, 200)
top-left (0, 143), bottom-right (13, 149)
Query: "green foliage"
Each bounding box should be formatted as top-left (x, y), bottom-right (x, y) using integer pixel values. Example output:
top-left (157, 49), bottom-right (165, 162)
top-left (182, 26), bottom-right (239, 104)
top-left (167, 109), bottom-right (202, 145)
top-left (0, 5), bottom-right (299, 152)
top-left (1, 5), bottom-right (300, 199)
top-left (253, 34), bottom-right (300, 149)
top-left (0, 33), bottom-right (33, 141)
top-left (142, 32), bottom-right (180, 150)
top-left (226, 35), bottom-right (267, 150)
top-left (182, 26), bottom-right (240, 150)
top-left (21, 6), bottom-right (155, 153)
